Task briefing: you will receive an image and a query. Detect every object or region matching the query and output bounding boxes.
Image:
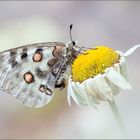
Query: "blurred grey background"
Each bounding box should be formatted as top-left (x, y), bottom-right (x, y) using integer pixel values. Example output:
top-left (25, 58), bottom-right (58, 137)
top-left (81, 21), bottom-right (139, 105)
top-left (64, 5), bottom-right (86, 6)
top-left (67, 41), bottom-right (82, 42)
top-left (0, 1), bottom-right (140, 139)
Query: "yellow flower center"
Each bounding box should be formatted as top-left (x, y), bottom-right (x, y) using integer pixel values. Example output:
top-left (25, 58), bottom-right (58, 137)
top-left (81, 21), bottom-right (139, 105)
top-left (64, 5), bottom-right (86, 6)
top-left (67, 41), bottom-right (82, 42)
top-left (72, 46), bottom-right (119, 82)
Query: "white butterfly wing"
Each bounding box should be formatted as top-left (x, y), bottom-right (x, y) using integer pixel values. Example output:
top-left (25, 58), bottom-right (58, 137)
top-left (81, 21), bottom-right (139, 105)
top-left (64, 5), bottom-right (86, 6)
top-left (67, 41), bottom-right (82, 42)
top-left (0, 42), bottom-right (66, 108)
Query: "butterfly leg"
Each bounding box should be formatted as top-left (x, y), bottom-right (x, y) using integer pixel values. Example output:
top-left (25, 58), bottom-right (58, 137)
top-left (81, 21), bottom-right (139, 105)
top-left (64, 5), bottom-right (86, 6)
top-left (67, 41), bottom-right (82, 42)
top-left (55, 78), bottom-right (66, 91)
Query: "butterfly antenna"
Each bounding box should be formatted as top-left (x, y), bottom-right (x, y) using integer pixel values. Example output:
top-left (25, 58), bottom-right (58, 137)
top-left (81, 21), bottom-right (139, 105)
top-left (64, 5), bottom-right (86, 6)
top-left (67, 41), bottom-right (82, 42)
top-left (69, 24), bottom-right (75, 46)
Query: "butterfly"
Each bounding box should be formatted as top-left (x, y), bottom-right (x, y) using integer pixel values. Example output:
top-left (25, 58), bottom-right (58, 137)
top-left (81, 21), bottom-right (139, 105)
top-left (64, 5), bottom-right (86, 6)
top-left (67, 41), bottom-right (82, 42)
top-left (0, 24), bottom-right (84, 108)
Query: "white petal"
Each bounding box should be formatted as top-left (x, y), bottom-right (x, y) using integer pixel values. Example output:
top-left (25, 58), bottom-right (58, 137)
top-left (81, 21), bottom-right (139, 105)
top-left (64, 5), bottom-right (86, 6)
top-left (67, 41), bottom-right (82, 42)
top-left (105, 68), bottom-right (132, 90)
top-left (114, 63), bottom-right (120, 73)
top-left (67, 77), bottom-right (80, 106)
top-left (116, 50), bottom-right (124, 57)
top-left (67, 85), bottom-right (72, 106)
top-left (105, 63), bottom-right (121, 95)
top-left (105, 77), bottom-right (120, 96)
top-left (90, 77), bottom-right (107, 101)
top-left (94, 75), bottom-right (114, 101)
top-left (124, 44), bottom-right (140, 57)
top-left (119, 57), bottom-right (128, 79)
top-left (79, 82), bottom-right (96, 106)
top-left (86, 78), bottom-right (102, 103)
top-left (72, 82), bottom-right (87, 106)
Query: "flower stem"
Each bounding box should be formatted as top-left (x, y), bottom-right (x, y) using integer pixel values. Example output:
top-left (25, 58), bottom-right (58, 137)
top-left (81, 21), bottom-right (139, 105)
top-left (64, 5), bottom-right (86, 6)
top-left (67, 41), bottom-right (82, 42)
top-left (108, 99), bottom-right (127, 138)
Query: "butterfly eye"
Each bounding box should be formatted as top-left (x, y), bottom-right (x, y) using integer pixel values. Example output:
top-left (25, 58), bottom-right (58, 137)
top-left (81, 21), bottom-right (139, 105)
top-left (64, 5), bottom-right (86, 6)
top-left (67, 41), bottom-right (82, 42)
top-left (24, 72), bottom-right (35, 84)
top-left (39, 85), bottom-right (46, 92)
top-left (33, 51), bottom-right (43, 62)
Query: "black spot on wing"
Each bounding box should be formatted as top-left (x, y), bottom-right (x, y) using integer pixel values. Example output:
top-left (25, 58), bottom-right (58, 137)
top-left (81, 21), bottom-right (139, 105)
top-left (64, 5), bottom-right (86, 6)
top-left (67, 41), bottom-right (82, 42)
top-left (10, 50), bottom-right (17, 56)
top-left (22, 47), bottom-right (28, 52)
top-left (9, 49), bottom-right (18, 68)
top-left (36, 48), bottom-right (43, 52)
top-left (21, 47), bottom-right (28, 59)
top-left (35, 68), bottom-right (48, 79)
top-left (11, 61), bottom-right (18, 68)
top-left (21, 53), bottom-right (28, 59)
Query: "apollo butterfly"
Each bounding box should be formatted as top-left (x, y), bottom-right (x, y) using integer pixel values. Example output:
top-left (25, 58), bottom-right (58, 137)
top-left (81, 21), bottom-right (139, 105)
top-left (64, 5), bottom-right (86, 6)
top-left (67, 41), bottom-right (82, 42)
top-left (0, 24), bottom-right (84, 108)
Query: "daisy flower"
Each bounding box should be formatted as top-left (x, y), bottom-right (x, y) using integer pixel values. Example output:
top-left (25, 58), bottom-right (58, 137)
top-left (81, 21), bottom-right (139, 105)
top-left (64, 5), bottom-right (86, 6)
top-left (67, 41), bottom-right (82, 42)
top-left (67, 44), bottom-right (140, 137)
